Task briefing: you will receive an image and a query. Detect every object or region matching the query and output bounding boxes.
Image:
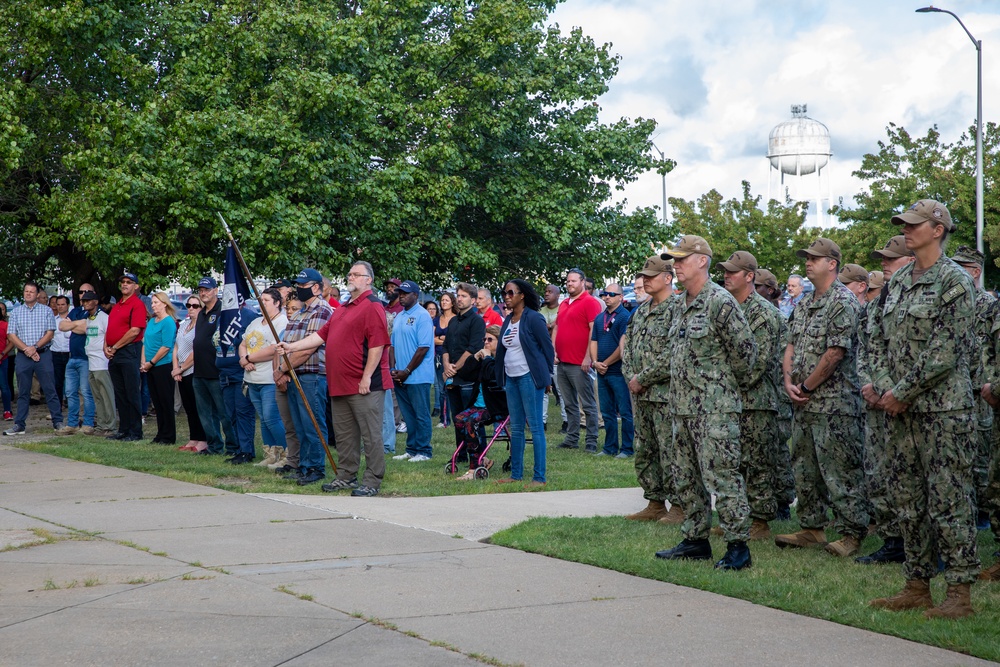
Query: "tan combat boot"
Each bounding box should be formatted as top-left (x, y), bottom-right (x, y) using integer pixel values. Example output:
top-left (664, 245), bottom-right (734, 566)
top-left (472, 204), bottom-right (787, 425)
top-left (979, 562), bottom-right (1000, 581)
top-left (924, 583), bottom-right (974, 619)
top-left (749, 519), bottom-right (772, 541)
top-left (824, 534), bottom-right (861, 557)
top-left (625, 500), bottom-right (667, 522)
top-left (657, 505), bottom-right (685, 525)
top-left (869, 579), bottom-right (933, 611)
top-left (774, 528), bottom-right (826, 549)
top-left (268, 449), bottom-right (289, 471)
top-left (254, 445), bottom-right (275, 467)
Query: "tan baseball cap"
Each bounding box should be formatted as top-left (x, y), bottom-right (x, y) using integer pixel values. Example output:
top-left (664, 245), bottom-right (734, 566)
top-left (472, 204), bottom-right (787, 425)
top-left (951, 245), bottom-right (984, 266)
top-left (870, 235), bottom-right (912, 260)
top-left (867, 270), bottom-right (885, 291)
top-left (666, 235), bottom-right (713, 259)
top-left (838, 263), bottom-right (869, 285)
top-left (754, 268), bottom-right (779, 291)
top-left (719, 251), bottom-right (758, 273)
top-left (891, 199), bottom-right (955, 232)
top-left (637, 254), bottom-right (674, 277)
top-left (796, 237), bottom-right (842, 261)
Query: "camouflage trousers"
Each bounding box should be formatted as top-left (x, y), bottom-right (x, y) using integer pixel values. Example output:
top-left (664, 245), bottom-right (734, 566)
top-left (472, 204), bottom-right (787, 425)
top-left (985, 423), bottom-right (1000, 528)
top-left (671, 413), bottom-right (750, 542)
top-left (863, 407), bottom-right (898, 540)
top-left (973, 427), bottom-right (991, 512)
top-left (633, 399), bottom-right (676, 504)
top-left (886, 410), bottom-right (980, 585)
top-left (790, 410), bottom-right (869, 539)
top-left (774, 413), bottom-right (796, 509)
top-left (739, 410), bottom-right (777, 521)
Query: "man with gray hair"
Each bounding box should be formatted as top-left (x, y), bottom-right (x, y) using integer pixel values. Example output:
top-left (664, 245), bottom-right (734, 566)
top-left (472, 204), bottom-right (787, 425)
top-left (779, 274), bottom-right (805, 318)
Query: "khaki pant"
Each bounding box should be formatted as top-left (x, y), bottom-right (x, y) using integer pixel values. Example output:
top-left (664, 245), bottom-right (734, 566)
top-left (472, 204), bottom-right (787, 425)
top-left (331, 391), bottom-right (386, 489)
top-left (275, 385), bottom-right (300, 468)
top-left (88, 369), bottom-right (116, 432)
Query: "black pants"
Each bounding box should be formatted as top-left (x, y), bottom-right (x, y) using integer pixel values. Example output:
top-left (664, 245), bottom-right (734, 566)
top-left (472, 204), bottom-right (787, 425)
top-left (146, 364), bottom-right (176, 443)
top-left (178, 374), bottom-right (206, 441)
top-left (108, 343), bottom-right (142, 438)
top-left (52, 351), bottom-right (70, 404)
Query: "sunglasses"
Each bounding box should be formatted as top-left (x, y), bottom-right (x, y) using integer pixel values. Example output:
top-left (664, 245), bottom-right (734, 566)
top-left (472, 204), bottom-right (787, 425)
top-left (503, 290), bottom-right (520, 297)
top-left (186, 303), bottom-right (202, 309)
top-left (599, 291), bottom-right (619, 297)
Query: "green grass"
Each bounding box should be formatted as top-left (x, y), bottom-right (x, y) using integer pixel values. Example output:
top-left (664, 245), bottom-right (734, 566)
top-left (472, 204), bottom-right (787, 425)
top-left (490, 515), bottom-right (1000, 662)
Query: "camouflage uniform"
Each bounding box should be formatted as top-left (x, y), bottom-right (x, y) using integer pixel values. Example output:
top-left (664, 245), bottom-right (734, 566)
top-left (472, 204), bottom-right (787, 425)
top-left (872, 256), bottom-right (980, 585)
top-left (857, 287), bottom-right (898, 540)
top-left (772, 316), bottom-right (796, 509)
top-left (621, 296), bottom-right (677, 505)
top-left (981, 306), bottom-right (1000, 531)
top-left (738, 291), bottom-right (783, 521)
top-left (971, 289), bottom-right (996, 512)
top-left (667, 280), bottom-right (757, 542)
top-left (787, 280), bottom-right (869, 539)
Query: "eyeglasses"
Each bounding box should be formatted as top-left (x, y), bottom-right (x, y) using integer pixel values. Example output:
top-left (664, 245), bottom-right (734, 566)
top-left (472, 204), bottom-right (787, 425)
top-left (186, 303), bottom-right (202, 309)
top-left (503, 290), bottom-right (520, 297)
top-left (599, 291), bottom-right (619, 297)
top-left (347, 272), bottom-right (371, 278)
top-left (119, 280), bottom-right (135, 286)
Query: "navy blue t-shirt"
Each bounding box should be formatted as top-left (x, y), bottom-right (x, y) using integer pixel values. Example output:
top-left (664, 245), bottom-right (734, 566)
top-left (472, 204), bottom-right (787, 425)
top-left (68, 307), bottom-right (89, 359)
top-left (590, 304), bottom-right (632, 376)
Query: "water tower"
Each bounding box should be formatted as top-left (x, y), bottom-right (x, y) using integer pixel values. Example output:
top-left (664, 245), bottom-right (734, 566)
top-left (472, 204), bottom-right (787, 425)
top-left (767, 104), bottom-right (833, 226)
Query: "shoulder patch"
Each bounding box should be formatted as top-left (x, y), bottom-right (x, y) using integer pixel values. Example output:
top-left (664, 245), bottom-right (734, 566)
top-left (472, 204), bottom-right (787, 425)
top-left (943, 283), bottom-right (968, 305)
top-left (715, 302), bottom-right (734, 326)
top-left (750, 314), bottom-right (767, 331)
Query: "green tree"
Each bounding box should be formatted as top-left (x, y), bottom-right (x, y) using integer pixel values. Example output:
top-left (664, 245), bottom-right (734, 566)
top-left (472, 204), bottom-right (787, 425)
top-left (668, 181), bottom-right (809, 283)
top-left (0, 0), bottom-right (667, 298)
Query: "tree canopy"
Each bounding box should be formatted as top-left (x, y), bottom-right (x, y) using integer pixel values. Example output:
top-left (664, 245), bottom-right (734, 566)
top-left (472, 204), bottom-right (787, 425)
top-left (0, 0), bottom-right (667, 297)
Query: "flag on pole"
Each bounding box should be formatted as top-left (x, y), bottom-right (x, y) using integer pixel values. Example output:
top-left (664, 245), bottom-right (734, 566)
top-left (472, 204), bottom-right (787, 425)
top-left (220, 241), bottom-right (252, 354)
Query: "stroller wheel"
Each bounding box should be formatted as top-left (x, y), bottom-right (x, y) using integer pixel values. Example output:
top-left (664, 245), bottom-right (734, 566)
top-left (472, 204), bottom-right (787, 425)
top-left (502, 459), bottom-right (511, 473)
top-left (474, 466), bottom-right (490, 480)
top-left (444, 462), bottom-right (457, 474)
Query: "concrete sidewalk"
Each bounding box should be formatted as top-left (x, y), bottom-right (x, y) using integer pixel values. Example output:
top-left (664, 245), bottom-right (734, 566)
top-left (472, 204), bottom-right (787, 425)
top-left (0, 444), bottom-right (992, 667)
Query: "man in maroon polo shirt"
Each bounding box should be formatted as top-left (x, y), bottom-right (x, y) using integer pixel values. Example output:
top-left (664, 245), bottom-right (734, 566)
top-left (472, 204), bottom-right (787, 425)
top-left (553, 268), bottom-right (602, 451)
top-left (278, 261), bottom-right (392, 497)
top-left (104, 271), bottom-right (147, 441)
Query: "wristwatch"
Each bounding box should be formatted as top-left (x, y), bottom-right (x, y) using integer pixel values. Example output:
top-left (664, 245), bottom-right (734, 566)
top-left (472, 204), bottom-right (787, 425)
top-left (799, 382), bottom-right (813, 394)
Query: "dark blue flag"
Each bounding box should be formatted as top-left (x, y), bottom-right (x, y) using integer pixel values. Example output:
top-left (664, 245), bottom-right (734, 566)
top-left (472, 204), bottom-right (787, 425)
top-left (219, 242), bottom-right (251, 356)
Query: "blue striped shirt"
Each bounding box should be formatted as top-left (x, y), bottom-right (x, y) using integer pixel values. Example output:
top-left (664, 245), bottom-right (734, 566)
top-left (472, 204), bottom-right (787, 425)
top-left (8, 302), bottom-right (56, 348)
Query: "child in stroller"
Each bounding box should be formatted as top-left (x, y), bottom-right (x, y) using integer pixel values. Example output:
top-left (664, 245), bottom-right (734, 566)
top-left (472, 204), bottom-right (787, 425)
top-left (450, 326), bottom-right (509, 480)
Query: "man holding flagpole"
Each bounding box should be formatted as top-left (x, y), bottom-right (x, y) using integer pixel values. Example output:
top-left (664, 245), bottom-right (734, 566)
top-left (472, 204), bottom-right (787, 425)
top-left (217, 245), bottom-right (259, 464)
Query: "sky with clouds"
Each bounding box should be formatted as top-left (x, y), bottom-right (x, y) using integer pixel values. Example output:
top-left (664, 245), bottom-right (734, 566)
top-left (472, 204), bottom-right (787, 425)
top-left (548, 0), bottom-right (1000, 227)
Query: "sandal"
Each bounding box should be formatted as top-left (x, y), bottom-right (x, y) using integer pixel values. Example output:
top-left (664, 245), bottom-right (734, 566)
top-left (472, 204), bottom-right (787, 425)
top-left (193, 441), bottom-right (209, 453)
top-left (456, 470), bottom-right (476, 481)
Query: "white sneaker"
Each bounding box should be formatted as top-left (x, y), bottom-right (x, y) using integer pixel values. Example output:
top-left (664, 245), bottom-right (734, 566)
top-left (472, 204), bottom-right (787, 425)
top-left (396, 423), bottom-right (407, 433)
top-left (3, 426), bottom-right (25, 436)
top-left (408, 454), bottom-right (431, 463)
top-left (436, 423), bottom-right (448, 428)
top-left (392, 452), bottom-right (412, 460)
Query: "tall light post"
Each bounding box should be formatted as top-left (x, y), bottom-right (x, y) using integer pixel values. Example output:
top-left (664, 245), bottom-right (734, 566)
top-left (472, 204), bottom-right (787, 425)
top-left (916, 6), bottom-right (984, 267)
top-left (651, 141), bottom-right (668, 225)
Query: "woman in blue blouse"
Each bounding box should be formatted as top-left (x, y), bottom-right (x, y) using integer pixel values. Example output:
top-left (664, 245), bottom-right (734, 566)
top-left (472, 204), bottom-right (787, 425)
top-left (142, 293), bottom-right (177, 444)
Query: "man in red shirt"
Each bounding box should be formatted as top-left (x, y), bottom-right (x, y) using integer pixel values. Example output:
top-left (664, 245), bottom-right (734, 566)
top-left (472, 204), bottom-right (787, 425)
top-left (104, 272), bottom-right (147, 441)
top-left (279, 261), bottom-right (392, 497)
top-left (476, 289), bottom-right (504, 327)
top-left (553, 268), bottom-right (603, 450)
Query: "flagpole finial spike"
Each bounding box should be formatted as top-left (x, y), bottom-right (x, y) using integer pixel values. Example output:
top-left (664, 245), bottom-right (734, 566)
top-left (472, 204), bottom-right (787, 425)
top-left (216, 211), bottom-right (233, 239)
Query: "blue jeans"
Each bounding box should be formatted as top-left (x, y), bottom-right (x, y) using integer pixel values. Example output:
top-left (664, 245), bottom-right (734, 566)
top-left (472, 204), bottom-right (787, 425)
top-left (382, 390), bottom-right (396, 453)
top-left (506, 373), bottom-right (547, 483)
top-left (598, 373), bottom-right (634, 456)
top-left (193, 377), bottom-right (234, 454)
top-left (0, 358), bottom-right (12, 412)
top-left (221, 374), bottom-right (256, 456)
top-left (395, 382), bottom-right (432, 458)
top-left (248, 383), bottom-right (286, 449)
top-left (64, 358), bottom-right (95, 428)
top-left (14, 350), bottom-right (61, 429)
top-left (286, 373), bottom-right (328, 471)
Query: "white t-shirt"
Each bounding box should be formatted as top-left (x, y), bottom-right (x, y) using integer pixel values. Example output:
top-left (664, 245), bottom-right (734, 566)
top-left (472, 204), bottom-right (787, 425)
top-left (502, 320), bottom-right (530, 378)
top-left (52, 315), bottom-right (72, 353)
top-left (243, 312), bottom-right (287, 385)
top-left (84, 311), bottom-right (110, 371)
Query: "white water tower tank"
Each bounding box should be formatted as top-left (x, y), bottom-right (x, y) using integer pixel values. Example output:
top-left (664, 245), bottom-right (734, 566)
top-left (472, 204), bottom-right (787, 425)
top-left (766, 104), bottom-right (834, 226)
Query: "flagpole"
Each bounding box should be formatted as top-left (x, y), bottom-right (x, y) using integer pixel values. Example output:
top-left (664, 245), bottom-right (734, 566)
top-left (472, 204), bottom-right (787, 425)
top-left (216, 212), bottom-right (337, 474)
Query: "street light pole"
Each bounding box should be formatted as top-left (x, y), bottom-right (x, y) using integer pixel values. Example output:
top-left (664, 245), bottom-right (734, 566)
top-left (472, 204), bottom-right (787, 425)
top-left (916, 6), bottom-right (984, 273)
top-left (651, 141), bottom-right (668, 226)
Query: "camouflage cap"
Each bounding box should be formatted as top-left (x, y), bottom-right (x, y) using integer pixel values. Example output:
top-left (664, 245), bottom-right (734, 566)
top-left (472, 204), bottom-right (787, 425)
top-left (891, 199), bottom-right (956, 232)
top-left (754, 268), bottom-right (779, 291)
top-left (867, 270), bottom-right (885, 291)
top-left (950, 245), bottom-right (984, 267)
top-left (637, 253), bottom-right (674, 277)
top-left (795, 237), bottom-right (842, 261)
top-left (838, 263), bottom-right (869, 285)
top-left (870, 235), bottom-right (912, 260)
top-left (665, 235), bottom-right (713, 259)
top-left (718, 251), bottom-right (758, 273)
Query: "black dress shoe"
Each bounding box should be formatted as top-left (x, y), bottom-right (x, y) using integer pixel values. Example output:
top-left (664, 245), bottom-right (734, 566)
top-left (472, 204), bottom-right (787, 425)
top-left (557, 441), bottom-right (579, 449)
top-left (229, 452), bottom-right (254, 465)
top-left (106, 432), bottom-right (126, 440)
top-left (274, 464), bottom-right (296, 475)
top-left (715, 540), bottom-right (752, 570)
top-left (282, 468), bottom-right (303, 480)
top-left (296, 468), bottom-right (326, 485)
top-left (120, 436), bottom-right (142, 442)
top-left (855, 537), bottom-right (905, 565)
top-left (655, 538), bottom-right (713, 561)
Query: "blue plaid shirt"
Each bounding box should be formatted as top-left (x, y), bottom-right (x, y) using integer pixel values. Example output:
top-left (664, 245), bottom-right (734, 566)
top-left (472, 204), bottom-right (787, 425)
top-left (8, 302), bottom-right (56, 349)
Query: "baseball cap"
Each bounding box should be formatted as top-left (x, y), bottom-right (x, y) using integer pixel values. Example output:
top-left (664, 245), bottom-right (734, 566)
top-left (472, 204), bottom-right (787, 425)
top-left (891, 199), bottom-right (955, 232)
top-left (719, 251), bottom-right (758, 273)
top-left (951, 245), bottom-right (984, 266)
top-left (80, 290), bottom-right (99, 302)
top-left (870, 235), bottom-right (912, 260)
top-left (838, 263), bottom-right (869, 285)
top-left (384, 278), bottom-right (402, 287)
top-left (197, 276), bottom-right (218, 289)
top-left (796, 238), bottom-right (842, 261)
top-left (754, 269), bottom-right (779, 291)
top-left (637, 254), bottom-right (674, 277)
top-left (119, 272), bottom-right (138, 283)
top-left (295, 268), bottom-right (323, 285)
top-left (269, 278), bottom-right (292, 289)
top-left (397, 280), bottom-right (420, 294)
top-left (666, 235), bottom-right (713, 259)
top-left (867, 271), bottom-right (885, 291)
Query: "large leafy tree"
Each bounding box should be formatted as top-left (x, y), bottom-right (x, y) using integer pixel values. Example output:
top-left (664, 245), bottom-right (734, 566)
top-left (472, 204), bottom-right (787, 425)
top-left (667, 181), bottom-right (809, 283)
top-left (829, 122), bottom-right (1000, 284)
top-left (0, 0), bottom-right (666, 297)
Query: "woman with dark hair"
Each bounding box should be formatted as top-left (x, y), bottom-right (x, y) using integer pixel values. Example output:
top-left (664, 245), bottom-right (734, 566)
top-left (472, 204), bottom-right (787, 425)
top-left (494, 279), bottom-right (554, 485)
top-left (434, 292), bottom-right (458, 426)
top-left (172, 294), bottom-right (208, 451)
top-left (0, 302), bottom-right (12, 420)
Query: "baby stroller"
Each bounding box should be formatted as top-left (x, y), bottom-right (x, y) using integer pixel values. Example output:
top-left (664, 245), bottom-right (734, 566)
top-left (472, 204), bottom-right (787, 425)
top-left (445, 359), bottom-right (511, 479)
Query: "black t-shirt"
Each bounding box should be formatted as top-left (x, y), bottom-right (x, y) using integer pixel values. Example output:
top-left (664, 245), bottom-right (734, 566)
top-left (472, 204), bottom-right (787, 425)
top-left (444, 308), bottom-right (486, 382)
top-left (193, 300), bottom-right (222, 379)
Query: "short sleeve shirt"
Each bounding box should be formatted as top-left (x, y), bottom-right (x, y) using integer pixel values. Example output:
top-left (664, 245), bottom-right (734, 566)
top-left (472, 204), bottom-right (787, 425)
top-left (591, 305), bottom-right (632, 375)
top-left (106, 294), bottom-right (147, 347)
top-left (390, 303), bottom-right (435, 385)
top-left (318, 290), bottom-right (392, 397)
top-left (243, 312), bottom-right (287, 385)
top-left (555, 294), bottom-right (602, 364)
top-left (8, 302), bottom-right (56, 348)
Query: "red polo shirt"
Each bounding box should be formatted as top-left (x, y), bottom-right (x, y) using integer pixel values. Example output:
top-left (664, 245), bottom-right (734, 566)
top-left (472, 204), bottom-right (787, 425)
top-left (106, 294), bottom-right (147, 347)
top-left (479, 307), bottom-right (503, 328)
top-left (555, 294), bottom-right (602, 365)
top-left (316, 290), bottom-right (393, 397)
